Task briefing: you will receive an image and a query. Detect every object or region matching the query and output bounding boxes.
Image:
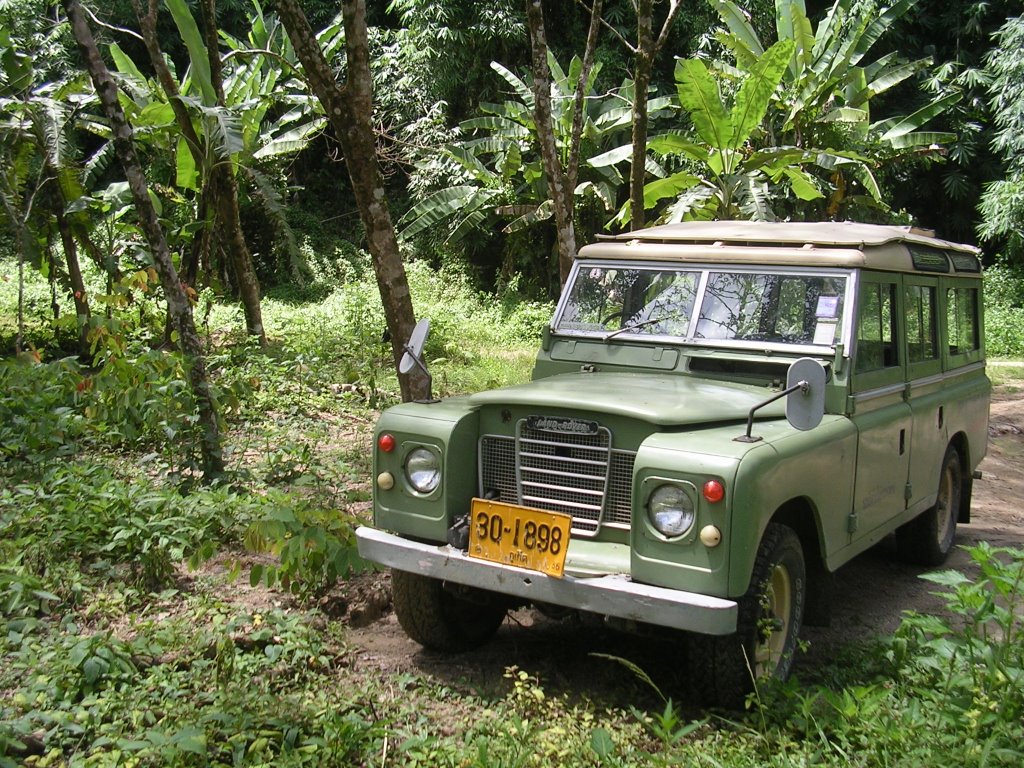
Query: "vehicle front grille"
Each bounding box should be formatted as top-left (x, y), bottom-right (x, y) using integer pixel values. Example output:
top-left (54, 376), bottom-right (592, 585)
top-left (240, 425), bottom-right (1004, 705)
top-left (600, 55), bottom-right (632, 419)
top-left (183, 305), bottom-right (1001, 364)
top-left (478, 420), bottom-right (635, 536)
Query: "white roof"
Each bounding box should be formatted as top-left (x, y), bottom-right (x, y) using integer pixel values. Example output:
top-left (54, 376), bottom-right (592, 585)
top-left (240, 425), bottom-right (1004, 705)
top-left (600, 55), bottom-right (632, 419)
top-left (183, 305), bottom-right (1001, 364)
top-left (578, 221), bottom-right (981, 273)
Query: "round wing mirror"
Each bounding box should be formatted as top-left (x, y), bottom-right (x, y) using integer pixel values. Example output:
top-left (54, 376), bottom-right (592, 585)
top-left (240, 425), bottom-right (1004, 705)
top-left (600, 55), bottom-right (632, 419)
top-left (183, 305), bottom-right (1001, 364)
top-left (785, 357), bottom-right (826, 431)
top-left (399, 319), bottom-right (431, 375)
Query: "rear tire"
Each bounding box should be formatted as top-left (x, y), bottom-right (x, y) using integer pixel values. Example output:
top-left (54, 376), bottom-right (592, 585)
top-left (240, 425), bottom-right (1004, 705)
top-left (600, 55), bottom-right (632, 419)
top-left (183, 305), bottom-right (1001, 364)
top-left (897, 445), bottom-right (961, 566)
top-left (391, 569), bottom-right (507, 652)
top-left (690, 523), bottom-right (806, 709)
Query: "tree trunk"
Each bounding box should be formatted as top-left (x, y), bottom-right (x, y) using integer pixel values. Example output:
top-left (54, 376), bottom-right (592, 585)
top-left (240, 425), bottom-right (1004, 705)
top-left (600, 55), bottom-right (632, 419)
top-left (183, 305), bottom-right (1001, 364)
top-left (199, 0), bottom-right (266, 344)
top-left (629, 0), bottom-right (681, 232)
top-left (133, 0), bottom-right (266, 345)
top-left (525, 0), bottom-right (576, 286)
top-left (51, 181), bottom-right (92, 356)
top-left (567, 0), bottom-right (603, 196)
top-left (274, 0), bottom-right (428, 402)
top-left (630, 0), bottom-right (654, 232)
top-left (64, 0), bottom-right (225, 476)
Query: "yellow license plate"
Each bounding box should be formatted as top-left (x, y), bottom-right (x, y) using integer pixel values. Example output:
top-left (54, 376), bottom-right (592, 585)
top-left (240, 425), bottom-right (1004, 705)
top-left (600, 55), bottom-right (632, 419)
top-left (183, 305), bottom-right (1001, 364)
top-left (468, 499), bottom-right (571, 578)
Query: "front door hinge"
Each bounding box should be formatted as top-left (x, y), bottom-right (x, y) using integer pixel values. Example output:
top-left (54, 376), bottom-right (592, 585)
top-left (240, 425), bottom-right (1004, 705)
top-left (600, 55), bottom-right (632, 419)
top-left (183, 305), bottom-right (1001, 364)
top-left (904, 482), bottom-right (913, 502)
top-left (847, 512), bottom-right (858, 534)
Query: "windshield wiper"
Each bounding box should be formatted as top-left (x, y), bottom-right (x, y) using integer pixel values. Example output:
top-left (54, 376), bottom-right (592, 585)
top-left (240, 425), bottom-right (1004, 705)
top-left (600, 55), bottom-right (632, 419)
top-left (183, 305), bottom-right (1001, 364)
top-left (602, 313), bottom-right (684, 342)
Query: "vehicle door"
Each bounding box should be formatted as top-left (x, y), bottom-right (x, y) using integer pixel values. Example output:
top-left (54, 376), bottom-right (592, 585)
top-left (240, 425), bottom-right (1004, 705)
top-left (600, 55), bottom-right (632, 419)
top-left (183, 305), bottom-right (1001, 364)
top-left (850, 274), bottom-right (912, 543)
top-left (904, 277), bottom-right (945, 514)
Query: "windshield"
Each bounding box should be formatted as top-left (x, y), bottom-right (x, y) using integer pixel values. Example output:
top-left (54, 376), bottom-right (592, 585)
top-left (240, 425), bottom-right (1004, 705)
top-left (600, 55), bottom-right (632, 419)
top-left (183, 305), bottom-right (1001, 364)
top-left (556, 266), bottom-right (700, 337)
top-left (554, 263), bottom-right (848, 348)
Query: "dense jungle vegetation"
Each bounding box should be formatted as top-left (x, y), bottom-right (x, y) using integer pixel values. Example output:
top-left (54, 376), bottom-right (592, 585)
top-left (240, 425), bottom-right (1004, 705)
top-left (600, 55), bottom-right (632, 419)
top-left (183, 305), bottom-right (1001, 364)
top-left (2, 0), bottom-right (1024, 765)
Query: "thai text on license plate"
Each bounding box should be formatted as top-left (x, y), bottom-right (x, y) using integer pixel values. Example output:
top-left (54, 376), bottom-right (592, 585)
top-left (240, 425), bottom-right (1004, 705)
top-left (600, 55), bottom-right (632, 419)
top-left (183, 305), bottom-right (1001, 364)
top-left (468, 499), bottom-right (571, 578)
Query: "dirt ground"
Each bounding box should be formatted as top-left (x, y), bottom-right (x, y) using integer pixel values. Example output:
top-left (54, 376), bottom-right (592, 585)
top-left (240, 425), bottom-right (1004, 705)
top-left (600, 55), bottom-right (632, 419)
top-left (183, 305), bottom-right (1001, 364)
top-left (341, 391), bottom-right (1024, 702)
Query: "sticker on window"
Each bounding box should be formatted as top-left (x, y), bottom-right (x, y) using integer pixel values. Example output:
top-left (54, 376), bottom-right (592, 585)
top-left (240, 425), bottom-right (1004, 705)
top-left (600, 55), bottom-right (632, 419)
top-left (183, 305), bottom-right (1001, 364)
top-left (815, 296), bottom-right (840, 318)
top-left (813, 321), bottom-right (837, 345)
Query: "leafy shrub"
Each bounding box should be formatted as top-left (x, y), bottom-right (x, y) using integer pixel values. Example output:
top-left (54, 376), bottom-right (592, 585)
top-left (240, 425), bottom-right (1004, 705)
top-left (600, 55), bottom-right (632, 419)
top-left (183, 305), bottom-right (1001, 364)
top-left (244, 490), bottom-right (368, 598)
top-left (0, 463), bottom-right (253, 591)
top-left (985, 263), bottom-right (1024, 358)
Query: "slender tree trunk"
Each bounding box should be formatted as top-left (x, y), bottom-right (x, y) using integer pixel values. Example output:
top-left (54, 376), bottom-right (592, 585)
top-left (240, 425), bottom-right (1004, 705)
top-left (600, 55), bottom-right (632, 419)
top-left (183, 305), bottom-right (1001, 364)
top-left (567, 0), bottom-right (603, 196)
top-left (274, 0), bottom-right (428, 402)
top-left (629, 0), bottom-right (654, 232)
top-left (64, 0), bottom-right (225, 476)
top-left (200, 0), bottom-right (266, 344)
top-left (132, 0), bottom-right (266, 345)
top-left (629, 0), bottom-right (681, 232)
top-left (525, 0), bottom-right (576, 286)
top-left (52, 182), bottom-right (92, 356)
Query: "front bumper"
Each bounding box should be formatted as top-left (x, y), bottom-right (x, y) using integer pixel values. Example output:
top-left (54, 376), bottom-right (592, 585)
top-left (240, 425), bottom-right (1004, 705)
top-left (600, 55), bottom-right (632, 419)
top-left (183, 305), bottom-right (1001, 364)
top-left (356, 527), bottom-right (738, 636)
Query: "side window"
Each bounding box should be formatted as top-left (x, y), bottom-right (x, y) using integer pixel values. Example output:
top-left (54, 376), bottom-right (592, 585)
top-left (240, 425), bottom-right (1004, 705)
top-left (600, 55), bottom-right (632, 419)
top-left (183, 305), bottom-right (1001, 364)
top-left (947, 286), bottom-right (980, 355)
top-left (856, 281), bottom-right (899, 372)
top-left (905, 284), bottom-right (938, 363)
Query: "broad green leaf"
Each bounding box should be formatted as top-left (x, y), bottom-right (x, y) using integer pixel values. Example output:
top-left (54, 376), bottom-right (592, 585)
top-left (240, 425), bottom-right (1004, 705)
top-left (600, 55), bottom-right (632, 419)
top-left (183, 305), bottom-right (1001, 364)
top-left (854, 0), bottom-right (916, 63)
top-left (490, 61), bottom-right (534, 108)
top-left (135, 101), bottom-right (175, 128)
top-left (460, 115), bottom-right (531, 139)
top-left (820, 106), bottom-right (868, 123)
top-left (499, 142), bottom-right (522, 179)
top-left (863, 59), bottom-right (928, 99)
top-left (175, 136), bottom-right (198, 190)
top-left (647, 134), bottom-right (709, 164)
top-left (587, 144), bottom-right (633, 168)
top-left (166, 0), bottom-right (216, 105)
top-left (710, 0), bottom-right (765, 58)
top-left (108, 43), bottom-right (149, 86)
top-left (252, 120), bottom-right (323, 159)
top-left (503, 199), bottom-right (553, 233)
top-left (715, 31), bottom-right (759, 72)
top-left (446, 146), bottom-right (498, 184)
top-left (675, 58), bottom-right (731, 150)
top-left (147, 188), bottom-right (162, 216)
top-left (884, 131), bottom-right (957, 150)
top-left (730, 39), bottom-right (795, 149)
top-left (878, 92), bottom-right (961, 141)
top-left (399, 186), bottom-right (500, 239)
top-left (642, 171), bottom-right (702, 208)
top-left (782, 167), bottom-right (824, 200)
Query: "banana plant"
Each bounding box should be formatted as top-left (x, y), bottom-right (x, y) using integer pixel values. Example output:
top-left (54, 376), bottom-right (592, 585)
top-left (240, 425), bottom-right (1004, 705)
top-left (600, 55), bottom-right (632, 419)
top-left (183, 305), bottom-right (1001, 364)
top-left (709, 0), bottom-right (959, 153)
top-left (400, 54), bottom-right (662, 242)
top-left (627, 38), bottom-right (877, 222)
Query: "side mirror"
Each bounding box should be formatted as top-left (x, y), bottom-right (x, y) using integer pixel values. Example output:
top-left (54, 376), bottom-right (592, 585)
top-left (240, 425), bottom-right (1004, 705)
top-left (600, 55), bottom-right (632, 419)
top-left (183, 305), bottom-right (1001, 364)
top-left (399, 318), bottom-right (430, 375)
top-left (785, 357), bottom-right (826, 431)
top-left (398, 319), bottom-right (436, 402)
top-left (735, 357), bottom-right (827, 442)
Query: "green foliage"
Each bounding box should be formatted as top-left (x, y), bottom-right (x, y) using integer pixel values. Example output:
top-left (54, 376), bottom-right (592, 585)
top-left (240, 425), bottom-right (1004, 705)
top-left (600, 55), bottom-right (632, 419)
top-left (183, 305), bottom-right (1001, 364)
top-left (983, 262), bottom-right (1024, 357)
top-left (244, 491), bottom-right (368, 598)
top-left (657, 0), bottom-right (960, 223)
top-left (979, 15), bottom-right (1024, 261)
top-left (0, 462), bottom-right (245, 591)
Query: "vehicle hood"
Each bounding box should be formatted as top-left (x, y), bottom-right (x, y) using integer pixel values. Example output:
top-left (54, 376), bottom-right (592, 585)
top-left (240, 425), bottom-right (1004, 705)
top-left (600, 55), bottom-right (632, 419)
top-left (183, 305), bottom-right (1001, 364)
top-left (468, 372), bottom-right (784, 426)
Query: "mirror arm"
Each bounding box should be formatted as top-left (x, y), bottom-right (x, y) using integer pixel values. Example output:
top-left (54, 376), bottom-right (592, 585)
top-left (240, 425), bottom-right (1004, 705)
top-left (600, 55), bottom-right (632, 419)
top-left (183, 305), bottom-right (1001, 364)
top-left (734, 380), bottom-right (808, 443)
top-left (402, 344), bottom-right (435, 403)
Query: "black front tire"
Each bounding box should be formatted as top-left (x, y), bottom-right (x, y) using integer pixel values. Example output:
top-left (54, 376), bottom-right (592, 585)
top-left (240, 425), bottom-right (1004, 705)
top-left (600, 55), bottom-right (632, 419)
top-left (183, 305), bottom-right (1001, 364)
top-left (896, 445), bottom-right (962, 566)
top-left (391, 569), bottom-right (507, 652)
top-left (690, 523), bottom-right (806, 709)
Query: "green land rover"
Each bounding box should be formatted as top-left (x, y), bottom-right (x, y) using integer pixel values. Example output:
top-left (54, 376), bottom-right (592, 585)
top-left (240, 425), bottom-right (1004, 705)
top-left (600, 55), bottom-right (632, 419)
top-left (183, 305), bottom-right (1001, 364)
top-left (355, 221), bottom-right (990, 706)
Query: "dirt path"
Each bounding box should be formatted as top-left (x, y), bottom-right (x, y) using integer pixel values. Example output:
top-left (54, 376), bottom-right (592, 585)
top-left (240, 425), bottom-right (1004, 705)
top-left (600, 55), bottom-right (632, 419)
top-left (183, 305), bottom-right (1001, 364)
top-left (344, 393), bottom-right (1024, 701)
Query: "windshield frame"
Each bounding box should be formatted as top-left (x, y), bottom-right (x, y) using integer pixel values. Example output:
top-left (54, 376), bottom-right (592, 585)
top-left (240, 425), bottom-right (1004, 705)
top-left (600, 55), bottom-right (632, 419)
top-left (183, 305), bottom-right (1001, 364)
top-left (551, 260), bottom-right (856, 355)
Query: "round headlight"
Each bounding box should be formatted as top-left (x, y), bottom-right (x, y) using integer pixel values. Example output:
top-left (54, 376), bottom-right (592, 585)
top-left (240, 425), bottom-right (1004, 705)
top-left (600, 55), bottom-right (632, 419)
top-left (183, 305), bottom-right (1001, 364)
top-left (648, 484), bottom-right (695, 537)
top-left (405, 447), bottom-right (440, 493)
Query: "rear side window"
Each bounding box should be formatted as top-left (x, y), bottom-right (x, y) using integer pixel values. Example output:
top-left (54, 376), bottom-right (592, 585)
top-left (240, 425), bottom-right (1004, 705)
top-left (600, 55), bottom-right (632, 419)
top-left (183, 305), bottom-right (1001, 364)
top-left (856, 281), bottom-right (899, 372)
top-left (906, 285), bottom-right (938, 363)
top-left (947, 287), bottom-right (980, 355)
